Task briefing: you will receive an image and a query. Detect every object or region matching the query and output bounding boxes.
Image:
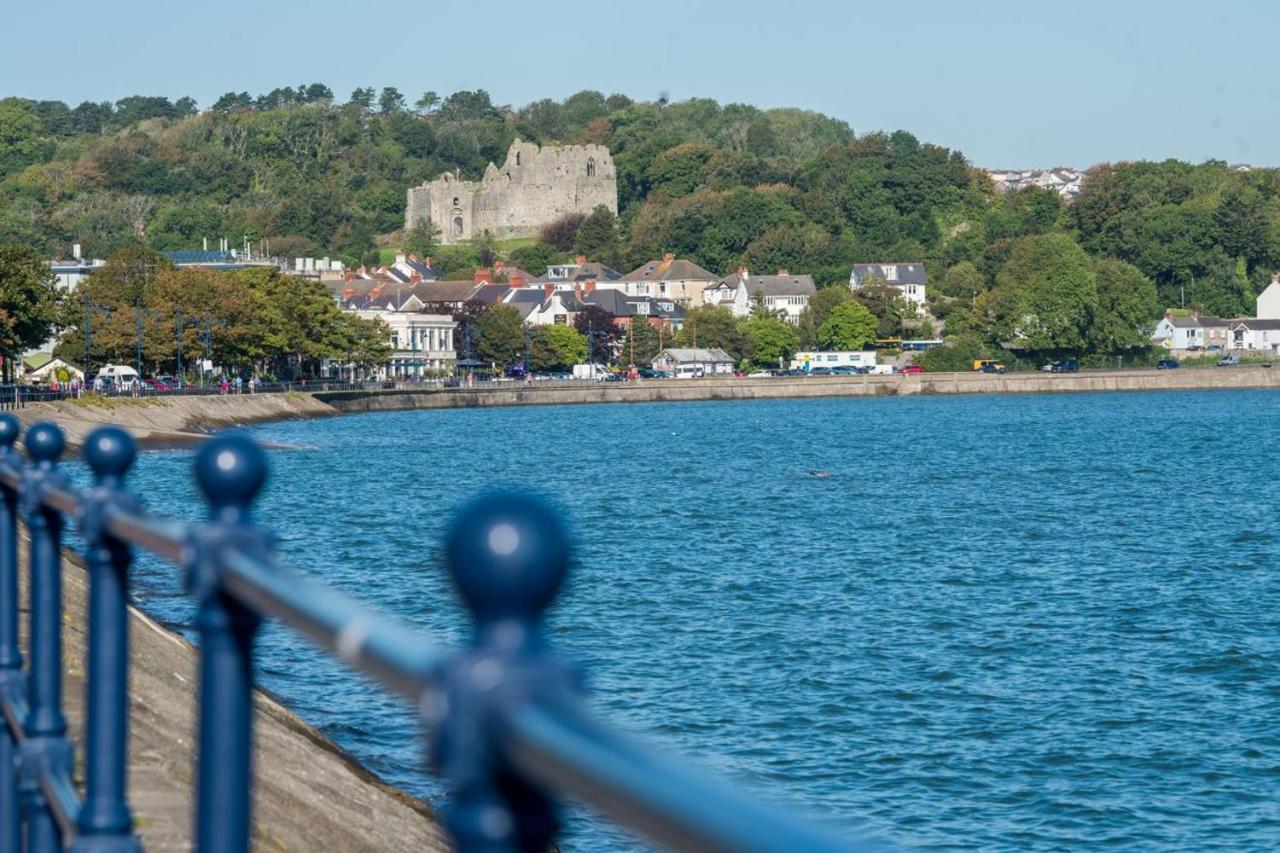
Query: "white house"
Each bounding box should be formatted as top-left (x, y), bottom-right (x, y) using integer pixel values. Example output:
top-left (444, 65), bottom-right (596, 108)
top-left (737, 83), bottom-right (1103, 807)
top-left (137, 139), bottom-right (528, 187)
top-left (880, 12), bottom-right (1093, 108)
top-left (1151, 315), bottom-right (1229, 351)
top-left (652, 348), bottom-right (735, 378)
top-left (1228, 319), bottom-right (1280, 352)
top-left (1256, 274), bottom-right (1280, 319)
top-left (705, 269), bottom-right (816, 324)
top-left (850, 263), bottom-right (927, 313)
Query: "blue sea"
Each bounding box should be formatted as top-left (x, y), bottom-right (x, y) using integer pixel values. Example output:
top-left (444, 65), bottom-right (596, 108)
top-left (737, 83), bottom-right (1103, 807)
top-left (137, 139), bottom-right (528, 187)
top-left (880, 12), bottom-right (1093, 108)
top-left (68, 391), bottom-right (1280, 849)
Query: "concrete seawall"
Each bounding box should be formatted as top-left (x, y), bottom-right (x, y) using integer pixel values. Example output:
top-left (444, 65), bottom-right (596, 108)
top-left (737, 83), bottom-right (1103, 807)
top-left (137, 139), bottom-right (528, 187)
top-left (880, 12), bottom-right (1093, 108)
top-left (314, 367), bottom-right (1280, 415)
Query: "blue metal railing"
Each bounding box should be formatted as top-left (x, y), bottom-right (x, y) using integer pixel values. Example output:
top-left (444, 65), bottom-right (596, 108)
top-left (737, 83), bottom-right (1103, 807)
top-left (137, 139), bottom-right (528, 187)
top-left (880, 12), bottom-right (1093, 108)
top-left (0, 416), bottom-right (870, 852)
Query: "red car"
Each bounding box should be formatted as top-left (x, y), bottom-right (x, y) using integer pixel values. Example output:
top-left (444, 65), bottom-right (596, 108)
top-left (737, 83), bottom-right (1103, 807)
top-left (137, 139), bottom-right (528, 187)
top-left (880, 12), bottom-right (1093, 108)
top-left (898, 364), bottom-right (925, 375)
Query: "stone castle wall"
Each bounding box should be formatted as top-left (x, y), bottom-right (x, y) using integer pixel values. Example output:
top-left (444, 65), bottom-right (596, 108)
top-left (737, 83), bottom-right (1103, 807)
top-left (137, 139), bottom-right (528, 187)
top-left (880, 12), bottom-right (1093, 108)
top-left (405, 140), bottom-right (617, 243)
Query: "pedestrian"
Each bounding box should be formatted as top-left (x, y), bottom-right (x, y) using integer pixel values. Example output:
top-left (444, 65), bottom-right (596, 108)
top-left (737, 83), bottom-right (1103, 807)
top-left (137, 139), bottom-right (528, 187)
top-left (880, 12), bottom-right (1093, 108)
top-left (234, 375), bottom-right (243, 394)
top-left (220, 376), bottom-right (229, 395)
top-left (248, 376), bottom-right (257, 394)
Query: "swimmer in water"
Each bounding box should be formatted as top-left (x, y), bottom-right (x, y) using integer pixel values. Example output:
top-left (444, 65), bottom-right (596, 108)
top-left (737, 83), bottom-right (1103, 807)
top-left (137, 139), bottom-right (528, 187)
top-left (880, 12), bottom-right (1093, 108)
top-left (807, 470), bottom-right (832, 478)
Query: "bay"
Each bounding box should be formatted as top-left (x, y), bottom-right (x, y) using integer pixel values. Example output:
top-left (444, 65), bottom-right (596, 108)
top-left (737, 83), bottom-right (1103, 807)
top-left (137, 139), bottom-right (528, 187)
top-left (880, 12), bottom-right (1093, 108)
top-left (75, 390), bottom-right (1280, 850)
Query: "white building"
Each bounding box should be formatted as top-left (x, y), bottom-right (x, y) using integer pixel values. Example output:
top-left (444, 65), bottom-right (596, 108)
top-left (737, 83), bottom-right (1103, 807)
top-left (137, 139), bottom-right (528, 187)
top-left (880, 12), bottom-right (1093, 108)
top-left (1151, 315), bottom-right (1230, 351)
top-left (704, 269), bottom-right (816, 324)
top-left (1256, 275), bottom-right (1280, 320)
top-left (849, 263), bottom-right (927, 313)
top-left (358, 310), bottom-right (455, 377)
top-left (790, 351), bottom-right (877, 370)
top-left (1228, 319), bottom-right (1280, 353)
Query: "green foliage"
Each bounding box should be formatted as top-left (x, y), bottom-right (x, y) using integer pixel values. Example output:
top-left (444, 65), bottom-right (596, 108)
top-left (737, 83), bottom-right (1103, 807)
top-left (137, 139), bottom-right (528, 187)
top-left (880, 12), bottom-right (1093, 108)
top-left (0, 244), bottom-right (61, 375)
top-left (739, 314), bottom-right (798, 369)
top-left (620, 317), bottom-right (662, 366)
top-left (472, 304), bottom-right (524, 368)
top-left (573, 205), bottom-right (623, 267)
top-left (402, 219), bottom-right (440, 259)
top-left (818, 301), bottom-right (877, 350)
top-left (981, 234), bottom-right (1097, 352)
top-left (531, 323), bottom-right (588, 370)
top-left (676, 306), bottom-right (742, 360)
top-left (796, 286), bottom-right (852, 348)
top-left (1090, 258), bottom-right (1158, 353)
top-left (939, 261), bottom-right (986, 298)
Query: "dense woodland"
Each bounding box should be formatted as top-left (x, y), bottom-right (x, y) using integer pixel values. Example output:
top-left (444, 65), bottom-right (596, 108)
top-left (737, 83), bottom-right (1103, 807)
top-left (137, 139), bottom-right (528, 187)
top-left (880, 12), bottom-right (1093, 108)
top-left (3, 85), bottom-right (1280, 367)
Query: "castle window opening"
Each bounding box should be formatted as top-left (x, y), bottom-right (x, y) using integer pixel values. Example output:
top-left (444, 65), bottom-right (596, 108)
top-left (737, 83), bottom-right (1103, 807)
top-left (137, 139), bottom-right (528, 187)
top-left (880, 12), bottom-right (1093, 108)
top-left (453, 197), bottom-right (459, 207)
top-left (516, 152), bottom-right (521, 166)
top-left (453, 217), bottom-right (464, 237)
top-left (586, 158), bottom-right (596, 178)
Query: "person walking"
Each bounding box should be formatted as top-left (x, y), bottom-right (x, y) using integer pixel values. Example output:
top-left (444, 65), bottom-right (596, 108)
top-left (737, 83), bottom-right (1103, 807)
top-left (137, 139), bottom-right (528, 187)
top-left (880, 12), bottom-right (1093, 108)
top-left (220, 376), bottom-right (229, 395)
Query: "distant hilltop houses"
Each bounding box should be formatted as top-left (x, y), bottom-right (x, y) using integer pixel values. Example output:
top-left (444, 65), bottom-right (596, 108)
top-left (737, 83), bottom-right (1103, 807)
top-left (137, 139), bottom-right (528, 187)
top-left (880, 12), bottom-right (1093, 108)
top-left (986, 167), bottom-right (1084, 200)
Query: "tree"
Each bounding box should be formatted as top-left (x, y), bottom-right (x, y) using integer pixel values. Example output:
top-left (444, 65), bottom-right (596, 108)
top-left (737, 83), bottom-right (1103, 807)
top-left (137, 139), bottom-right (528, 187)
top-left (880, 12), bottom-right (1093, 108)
top-left (1089, 258), bottom-right (1158, 354)
top-left (796, 286), bottom-right (851, 348)
top-left (621, 317), bottom-right (662, 366)
top-left (675, 306), bottom-right (743, 360)
top-left (403, 220), bottom-right (440, 259)
top-left (0, 99), bottom-right (52, 177)
top-left (348, 87), bottom-right (375, 110)
top-left (472, 305), bottom-right (524, 369)
top-left (0, 244), bottom-right (61, 380)
top-left (574, 305), bottom-right (623, 357)
top-left (533, 324), bottom-right (587, 370)
top-left (414, 91), bottom-right (441, 114)
top-left (940, 261), bottom-right (986, 298)
top-left (574, 206), bottom-right (623, 267)
top-left (985, 233), bottom-right (1098, 352)
top-left (739, 314), bottom-right (798, 369)
top-left (378, 87), bottom-right (406, 114)
top-left (818, 301), bottom-right (877, 351)
top-left (540, 213), bottom-right (586, 252)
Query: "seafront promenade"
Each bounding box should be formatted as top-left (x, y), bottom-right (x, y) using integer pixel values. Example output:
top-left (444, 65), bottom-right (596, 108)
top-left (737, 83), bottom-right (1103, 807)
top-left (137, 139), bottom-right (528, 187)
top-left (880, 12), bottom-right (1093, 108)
top-left (11, 366), bottom-right (1280, 448)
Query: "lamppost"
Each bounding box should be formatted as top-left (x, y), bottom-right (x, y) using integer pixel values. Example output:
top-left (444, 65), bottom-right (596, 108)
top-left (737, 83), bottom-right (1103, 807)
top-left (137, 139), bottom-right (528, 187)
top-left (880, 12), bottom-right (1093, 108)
top-left (198, 314), bottom-right (227, 388)
top-left (81, 292), bottom-right (112, 382)
top-left (523, 325), bottom-right (531, 377)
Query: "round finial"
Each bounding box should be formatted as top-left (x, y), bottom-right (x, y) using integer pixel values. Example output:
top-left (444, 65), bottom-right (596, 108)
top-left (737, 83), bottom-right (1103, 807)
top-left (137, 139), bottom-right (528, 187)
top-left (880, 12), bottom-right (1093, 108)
top-left (25, 422), bottom-right (65, 466)
top-left (0, 415), bottom-right (19, 450)
top-left (193, 433), bottom-right (267, 511)
top-left (445, 491), bottom-right (570, 624)
top-left (84, 426), bottom-right (136, 484)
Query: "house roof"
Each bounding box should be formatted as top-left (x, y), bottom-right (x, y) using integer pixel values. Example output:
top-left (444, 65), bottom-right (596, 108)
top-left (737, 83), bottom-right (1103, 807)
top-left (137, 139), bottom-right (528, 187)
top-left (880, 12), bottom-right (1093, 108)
top-left (850, 262), bottom-right (928, 287)
top-left (1231, 318), bottom-right (1280, 330)
top-left (1167, 315), bottom-right (1227, 328)
top-left (584, 289), bottom-right (686, 319)
top-left (656, 347), bottom-right (734, 364)
top-left (470, 284), bottom-right (511, 305)
top-left (720, 272), bottom-right (816, 297)
top-left (533, 261), bottom-right (623, 284)
top-left (623, 257), bottom-right (718, 283)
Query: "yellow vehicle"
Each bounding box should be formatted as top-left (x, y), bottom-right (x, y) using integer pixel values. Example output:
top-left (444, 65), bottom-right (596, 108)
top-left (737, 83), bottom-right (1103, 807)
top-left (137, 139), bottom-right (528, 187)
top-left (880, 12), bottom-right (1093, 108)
top-left (972, 359), bottom-right (1006, 373)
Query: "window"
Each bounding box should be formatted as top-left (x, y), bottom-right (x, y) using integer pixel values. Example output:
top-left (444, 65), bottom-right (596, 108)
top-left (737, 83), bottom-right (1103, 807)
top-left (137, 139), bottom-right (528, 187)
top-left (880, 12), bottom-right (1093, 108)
top-left (586, 158), bottom-right (596, 178)
top-left (452, 196), bottom-right (459, 207)
top-left (515, 151), bottom-right (521, 166)
top-left (659, 283), bottom-right (667, 294)
top-left (453, 217), bottom-right (463, 237)
top-left (883, 265), bottom-right (898, 281)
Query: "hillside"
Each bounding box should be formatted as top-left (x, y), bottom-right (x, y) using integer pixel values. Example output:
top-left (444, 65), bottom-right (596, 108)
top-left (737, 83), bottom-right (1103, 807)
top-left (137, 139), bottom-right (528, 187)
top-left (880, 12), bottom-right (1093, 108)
top-left (2, 86), bottom-right (1279, 323)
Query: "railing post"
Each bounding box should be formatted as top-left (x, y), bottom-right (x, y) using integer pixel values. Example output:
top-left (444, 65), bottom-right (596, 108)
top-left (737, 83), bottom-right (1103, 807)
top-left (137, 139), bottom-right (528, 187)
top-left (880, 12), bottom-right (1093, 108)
top-left (0, 415), bottom-right (23, 853)
top-left (185, 434), bottom-right (271, 853)
top-left (71, 427), bottom-right (142, 852)
top-left (19, 422), bottom-right (73, 853)
top-left (428, 492), bottom-right (581, 852)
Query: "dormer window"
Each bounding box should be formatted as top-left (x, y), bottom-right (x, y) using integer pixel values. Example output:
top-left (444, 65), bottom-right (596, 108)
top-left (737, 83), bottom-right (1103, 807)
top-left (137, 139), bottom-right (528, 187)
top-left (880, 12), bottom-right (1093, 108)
top-left (883, 265), bottom-right (898, 281)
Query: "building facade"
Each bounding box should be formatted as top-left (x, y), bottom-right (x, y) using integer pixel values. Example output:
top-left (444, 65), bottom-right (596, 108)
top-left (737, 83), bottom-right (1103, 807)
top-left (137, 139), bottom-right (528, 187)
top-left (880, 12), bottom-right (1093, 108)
top-left (405, 140), bottom-right (617, 244)
top-left (849, 263), bottom-right (927, 313)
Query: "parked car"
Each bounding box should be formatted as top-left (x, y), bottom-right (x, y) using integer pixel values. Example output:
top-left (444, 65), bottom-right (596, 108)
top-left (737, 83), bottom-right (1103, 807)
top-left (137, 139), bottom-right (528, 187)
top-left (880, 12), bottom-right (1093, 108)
top-left (829, 365), bottom-right (860, 375)
top-left (979, 363), bottom-right (1005, 374)
top-left (809, 366), bottom-right (833, 376)
top-left (1156, 358), bottom-right (1180, 369)
top-left (635, 368), bottom-right (666, 379)
top-left (1051, 359), bottom-right (1079, 373)
top-left (1217, 354), bottom-right (1240, 366)
top-left (898, 364), bottom-right (925, 375)
top-left (1207, 345), bottom-right (1224, 353)
top-left (144, 377), bottom-right (177, 391)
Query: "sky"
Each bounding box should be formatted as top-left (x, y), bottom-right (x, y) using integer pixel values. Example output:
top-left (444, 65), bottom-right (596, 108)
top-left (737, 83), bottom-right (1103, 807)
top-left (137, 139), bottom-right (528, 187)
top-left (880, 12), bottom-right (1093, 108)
top-left (4, 0), bottom-right (1277, 168)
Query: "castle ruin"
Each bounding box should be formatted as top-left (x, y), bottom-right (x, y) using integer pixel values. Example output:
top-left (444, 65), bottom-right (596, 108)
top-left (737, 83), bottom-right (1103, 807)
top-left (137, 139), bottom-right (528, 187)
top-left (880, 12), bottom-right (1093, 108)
top-left (405, 140), bottom-right (617, 244)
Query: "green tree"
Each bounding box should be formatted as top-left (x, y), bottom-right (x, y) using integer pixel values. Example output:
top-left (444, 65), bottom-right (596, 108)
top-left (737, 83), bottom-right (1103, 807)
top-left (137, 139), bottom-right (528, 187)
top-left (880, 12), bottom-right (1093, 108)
top-left (414, 91), bottom-right (441, 114)
top-left (1090, 258), bottom-right (1158, 353)
top-left (0, 244), bottom-right (61, 379)
top-left (940, 261), bottom-right (986, 298)
top-left (532, 323), bottom-right (587, 370)
top-left (378, 87), bottom-right (406, 114)
top-left (796, 286), bottom-right (852, 348)
top-left (403, 219), bottom-right (440, 259)
top-left (818, 301), bottom-right (878, 350)
top-left (985, 233), bottom-right (1098, 352)
top-left (621, 317), bottom-right (662, 366)
top-left (739, 314), bottom-right (798, 369)
top-left (348, 87), bottom-right (375, 110)
top-left (472, 304), bottom-right (524, 369)
top-left (675, 306), bottom-right (743, 360)
top-left (573, 206), bottom-right (622, 266)
top-left (0, 99), bottom-right (53, 177)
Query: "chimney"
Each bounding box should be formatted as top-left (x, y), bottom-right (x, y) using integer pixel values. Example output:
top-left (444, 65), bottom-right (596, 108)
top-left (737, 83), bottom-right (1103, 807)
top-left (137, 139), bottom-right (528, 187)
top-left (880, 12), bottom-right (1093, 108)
top-left (574, 283), bottom-right (583, 302)
top-left (544, 283), bottom-right (555, 298)
top-left (494, 260), bottom-right (505, 271)
top-left (575, 254), bottom-right (586, 266)
top-left (424, 256), bottom-right (432, 268)
top-left (408, 253), bottom-right (419, 261)
top-left (358, 264), bottom-right (367, 275)
top-left (72, 243), bottom-right (82, 260)
top-left (584, 278), bottom-right (596, 295)
top-left (737, 266), bottom-right (749, 282)
top-left (474, 267), bottom-right (491, 284)
top-left (509, 275), bottom-right (526, 287)
top-left (663, 252), bottom-right (674, 263)
top-left (395, 252), bottom-right (406, 264)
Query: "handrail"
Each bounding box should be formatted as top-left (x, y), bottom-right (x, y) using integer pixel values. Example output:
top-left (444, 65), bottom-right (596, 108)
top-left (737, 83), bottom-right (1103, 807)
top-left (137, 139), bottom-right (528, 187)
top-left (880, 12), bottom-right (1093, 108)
top-left (0, 417), bottom-right (871, 852)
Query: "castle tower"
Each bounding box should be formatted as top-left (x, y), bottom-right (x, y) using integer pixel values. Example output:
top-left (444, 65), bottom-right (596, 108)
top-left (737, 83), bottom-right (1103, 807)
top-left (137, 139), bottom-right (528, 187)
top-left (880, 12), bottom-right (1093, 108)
top-left (405, 140), bottom-right (617, 244)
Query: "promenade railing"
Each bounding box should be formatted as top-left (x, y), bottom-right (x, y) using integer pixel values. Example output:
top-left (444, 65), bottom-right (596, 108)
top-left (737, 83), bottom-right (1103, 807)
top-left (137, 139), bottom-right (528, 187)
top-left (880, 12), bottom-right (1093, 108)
top-left (0, 417), bottom-right (867, 852)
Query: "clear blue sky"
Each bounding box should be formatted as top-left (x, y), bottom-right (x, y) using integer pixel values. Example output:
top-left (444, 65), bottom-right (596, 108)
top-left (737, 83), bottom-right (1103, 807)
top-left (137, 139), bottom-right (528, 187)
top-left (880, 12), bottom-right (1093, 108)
top-left (5, 0), bottom-right (1276, 168)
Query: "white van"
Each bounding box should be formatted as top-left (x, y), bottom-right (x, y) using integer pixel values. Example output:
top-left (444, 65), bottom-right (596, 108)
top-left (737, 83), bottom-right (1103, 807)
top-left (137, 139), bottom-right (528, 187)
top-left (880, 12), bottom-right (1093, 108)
top-left (94, 364), bottom-right (141, 391)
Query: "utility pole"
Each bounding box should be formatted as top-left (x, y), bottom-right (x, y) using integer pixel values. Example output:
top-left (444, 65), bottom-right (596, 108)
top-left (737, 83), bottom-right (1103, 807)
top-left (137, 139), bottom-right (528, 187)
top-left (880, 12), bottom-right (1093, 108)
top-left (176, 310), bottom-right (184, 385)
top-left (135, 296), bottom-right (144, 377)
